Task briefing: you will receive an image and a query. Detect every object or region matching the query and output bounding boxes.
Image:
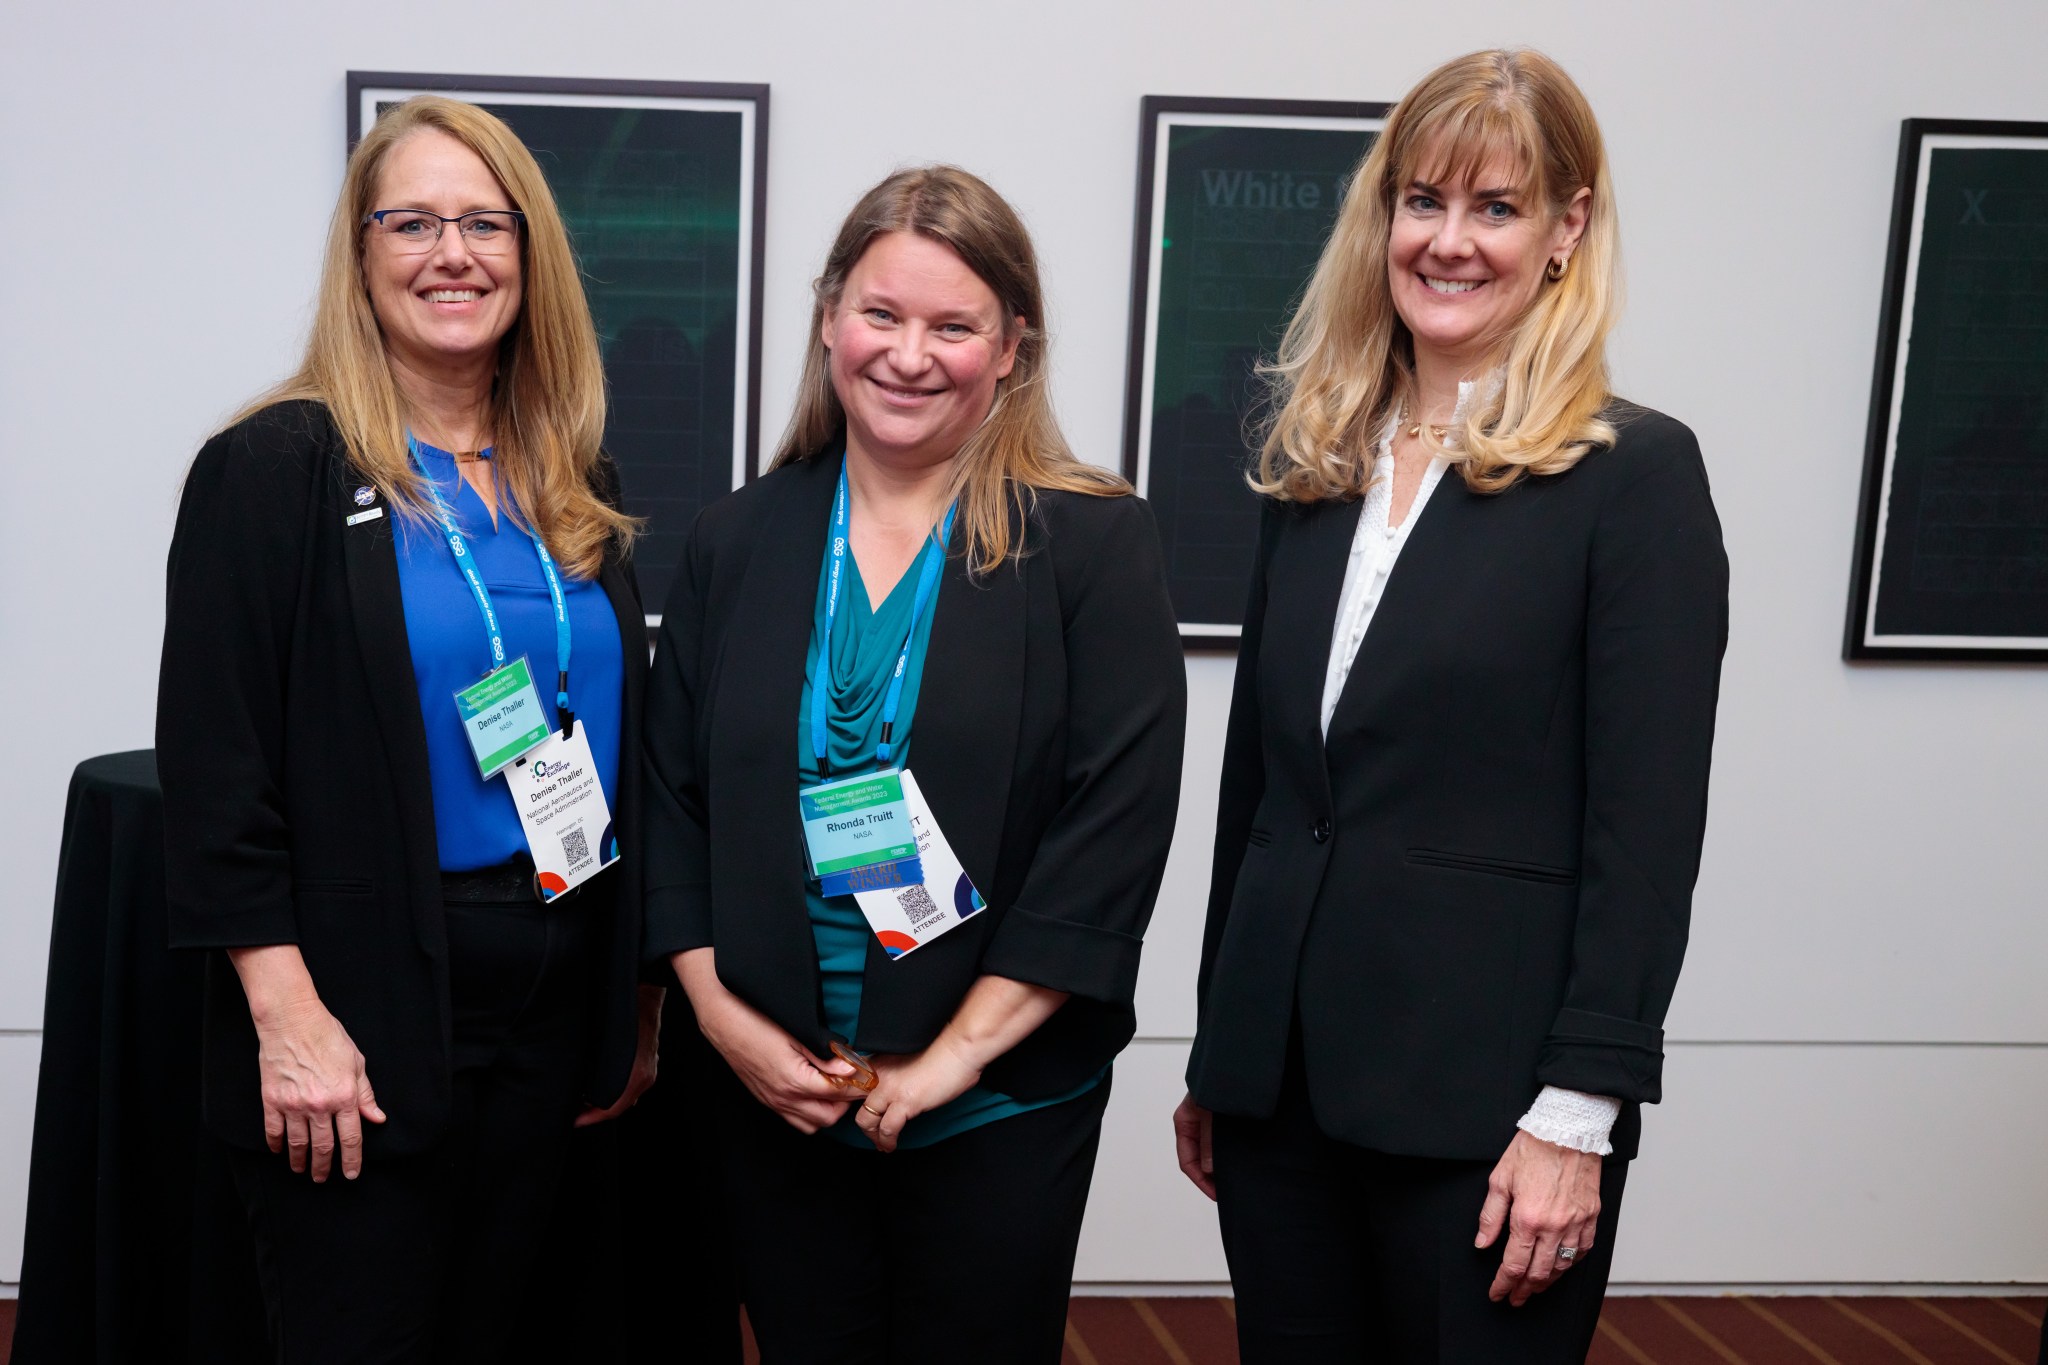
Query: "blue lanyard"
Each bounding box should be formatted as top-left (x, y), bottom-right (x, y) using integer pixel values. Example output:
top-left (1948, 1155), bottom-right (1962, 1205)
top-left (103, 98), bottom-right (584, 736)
top-left (809, 462), bottom-right (955, 776)
top-left (408, 435), bottom-right (574, 720)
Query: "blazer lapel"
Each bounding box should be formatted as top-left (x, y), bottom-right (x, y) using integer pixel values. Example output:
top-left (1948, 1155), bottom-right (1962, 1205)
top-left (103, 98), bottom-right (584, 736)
top-left (904, 517), bottom-right (1024, 896)
top-left (712, 453), bottom-right (839, 1006)
top-left (598, 549), bottom-right (645, 885)
top-left (1323, 475), bottom-right (1470, 737)
top-left (1264, 498), bottom-right (1363, 756)
top-left (339, 482), bottom-right (445, 958)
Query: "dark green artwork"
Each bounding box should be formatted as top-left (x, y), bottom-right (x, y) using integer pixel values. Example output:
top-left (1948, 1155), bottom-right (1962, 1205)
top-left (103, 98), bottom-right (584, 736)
top-left (1137, 117), bottom-right (1378, 632)
top-left (1869, 143), bottom-right (2048, 644)
top-left (473, 103), bottom-right (745, 615)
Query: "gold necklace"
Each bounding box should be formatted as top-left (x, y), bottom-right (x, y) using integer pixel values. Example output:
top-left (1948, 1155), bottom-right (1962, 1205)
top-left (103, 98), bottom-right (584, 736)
top-left (1401, 408), bottom-right (1449, 443)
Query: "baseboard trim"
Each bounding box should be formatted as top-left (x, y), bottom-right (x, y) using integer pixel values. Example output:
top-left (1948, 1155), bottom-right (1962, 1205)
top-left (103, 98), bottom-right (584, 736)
top-left (1070, 1282), bottom-right (2047, 1299)
top-left (1072, 1282), bottom-right (1232, 1297)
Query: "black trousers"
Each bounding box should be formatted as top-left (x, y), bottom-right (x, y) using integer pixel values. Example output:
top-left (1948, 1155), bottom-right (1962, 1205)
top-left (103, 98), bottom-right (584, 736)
top-left (231, 894), bottom-right (597, 1365)
top-left (534, 1005), bottom-right (745, 1364)
top-left (717, 1065), bottom-right (1112, 1365)
top-left (1213, 1051), bottom-right (1627, 1365)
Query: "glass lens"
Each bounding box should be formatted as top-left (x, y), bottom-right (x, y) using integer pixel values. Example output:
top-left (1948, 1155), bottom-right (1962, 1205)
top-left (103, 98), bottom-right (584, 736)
top-left (374, 210), bottom-right (442, 252)
top-left (458, 212), bottom-right (521, 253)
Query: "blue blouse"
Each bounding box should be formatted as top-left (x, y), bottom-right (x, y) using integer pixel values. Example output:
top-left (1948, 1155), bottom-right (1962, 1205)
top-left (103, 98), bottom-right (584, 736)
top-left (799, 483), bottom-right (1098, 1149)
top-left (394, 441), bottom-right (625, 872)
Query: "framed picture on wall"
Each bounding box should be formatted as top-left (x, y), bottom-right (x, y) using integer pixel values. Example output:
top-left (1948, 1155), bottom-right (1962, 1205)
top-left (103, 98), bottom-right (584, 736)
top-left (348, 72), bottom-right (768, 624)
top-left (1844, 117), bottom-right (2048, 662)
top-left (1122, 96), bottom-right (1387, 646)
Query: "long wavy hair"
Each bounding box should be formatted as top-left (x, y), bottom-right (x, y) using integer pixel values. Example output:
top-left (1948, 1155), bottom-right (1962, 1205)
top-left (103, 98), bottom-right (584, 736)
top-left (1254, 48), bottom-right (1622, 503)
top-left (227, 95), bottom-right (634, 577)
top-left (771, 165), bottom-right (1126, 573)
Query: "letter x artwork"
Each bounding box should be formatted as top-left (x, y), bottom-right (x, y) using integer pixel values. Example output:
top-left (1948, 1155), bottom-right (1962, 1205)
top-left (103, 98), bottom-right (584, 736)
top-left (1845, 118), bottom-right (2048, 661)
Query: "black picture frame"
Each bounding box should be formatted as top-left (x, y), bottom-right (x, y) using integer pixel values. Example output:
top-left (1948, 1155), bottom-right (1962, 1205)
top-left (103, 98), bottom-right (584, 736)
top-left (1121, 96), bottom-right (1388, 649)
top-left (347, 72), bottom-right (769, 629)
top-left (1844, 118), bottom-right (2048, 662)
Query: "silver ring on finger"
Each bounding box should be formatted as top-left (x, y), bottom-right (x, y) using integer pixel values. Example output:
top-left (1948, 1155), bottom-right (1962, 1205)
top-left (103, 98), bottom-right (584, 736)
top-left (1557, 1245), bottom-right (1579, 1263)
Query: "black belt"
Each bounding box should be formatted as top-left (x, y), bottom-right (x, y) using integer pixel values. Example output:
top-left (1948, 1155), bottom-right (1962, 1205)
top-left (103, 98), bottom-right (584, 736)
top-left (440, 860), bottom-right (545, 904)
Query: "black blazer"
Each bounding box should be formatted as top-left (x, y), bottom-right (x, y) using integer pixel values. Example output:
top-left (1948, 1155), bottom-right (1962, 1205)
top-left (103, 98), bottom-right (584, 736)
top-left (1186, 406), bottom-right (1728, 1162)
top-left (643, 450), bottom-right (1186, 1100)
top-left (156, 400), bottom-right (647, 1153)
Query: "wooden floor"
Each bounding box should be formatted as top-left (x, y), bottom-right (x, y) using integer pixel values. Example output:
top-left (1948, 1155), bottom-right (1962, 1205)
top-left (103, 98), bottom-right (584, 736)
top-left (5, 1294), bottom-right (2040, 1363)
top-left (1051, 1297), bottom-right (2048, 1365)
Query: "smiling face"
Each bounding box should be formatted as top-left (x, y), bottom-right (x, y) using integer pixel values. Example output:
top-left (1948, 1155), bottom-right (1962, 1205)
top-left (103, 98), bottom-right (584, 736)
top-left (362, 129), bottom-right (524, 382)
top-left (822, 230), bottom-right (1022, 472)
top-left (1386, 153), bottom-right (1588, 376)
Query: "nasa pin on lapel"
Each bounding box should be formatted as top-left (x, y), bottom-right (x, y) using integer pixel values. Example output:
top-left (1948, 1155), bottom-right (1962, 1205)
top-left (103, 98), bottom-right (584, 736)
top-left (346, 485), bottom-right (385, 527)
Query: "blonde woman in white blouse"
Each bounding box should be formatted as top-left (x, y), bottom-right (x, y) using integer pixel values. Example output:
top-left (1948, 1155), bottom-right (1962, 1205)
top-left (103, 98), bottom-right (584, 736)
top-left (1174, 49), bottom-right (1728, 1364)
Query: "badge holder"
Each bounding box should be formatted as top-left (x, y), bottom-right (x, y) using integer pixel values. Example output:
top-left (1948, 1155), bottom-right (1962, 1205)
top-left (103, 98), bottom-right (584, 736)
top-left (453, 654), bottom-right (551, 779)
top-left (798, 769), bottom-right (924, 897)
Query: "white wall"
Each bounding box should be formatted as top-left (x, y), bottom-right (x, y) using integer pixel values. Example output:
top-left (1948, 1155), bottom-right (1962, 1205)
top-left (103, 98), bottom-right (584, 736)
top-left (6, 0), bottom-right (2047, 1289)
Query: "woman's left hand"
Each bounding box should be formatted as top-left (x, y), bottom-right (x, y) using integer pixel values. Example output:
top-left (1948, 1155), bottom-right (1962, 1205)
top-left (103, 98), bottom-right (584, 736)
top-left (854, 1039), bottom-right (984, 1153)
top-left (575, 985), bottom-right (664, 1127)
top-left (1475, 1129), bottom-right (1602, 1306)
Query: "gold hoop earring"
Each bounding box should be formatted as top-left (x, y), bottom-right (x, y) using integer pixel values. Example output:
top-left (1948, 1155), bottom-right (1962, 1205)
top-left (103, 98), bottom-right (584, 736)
top-left (1546, 256), bottom-right (1570, 282)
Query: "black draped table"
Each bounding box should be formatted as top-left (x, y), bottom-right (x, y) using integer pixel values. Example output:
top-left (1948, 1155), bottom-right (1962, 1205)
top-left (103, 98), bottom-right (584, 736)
top-left (16, 750), bottom-right (263, 1364)
top-left (16, 752), bottom-right (737, 1363)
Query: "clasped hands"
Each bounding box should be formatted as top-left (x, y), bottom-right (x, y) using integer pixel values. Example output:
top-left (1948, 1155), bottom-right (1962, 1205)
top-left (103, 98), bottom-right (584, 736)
top-left (696, 983), bottom-right (980, 1152)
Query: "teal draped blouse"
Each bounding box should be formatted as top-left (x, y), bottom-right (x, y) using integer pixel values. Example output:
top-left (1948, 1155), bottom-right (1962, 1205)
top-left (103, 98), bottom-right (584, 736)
top-left (798, 494), bottom-right (1097, 1149)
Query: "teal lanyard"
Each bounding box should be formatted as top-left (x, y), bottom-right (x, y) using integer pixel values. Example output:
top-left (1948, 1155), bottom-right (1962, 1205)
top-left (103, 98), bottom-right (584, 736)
top-left (810, 461), bottom-right (955, 777)
top-left (408, 434), bottom-right (575, 724)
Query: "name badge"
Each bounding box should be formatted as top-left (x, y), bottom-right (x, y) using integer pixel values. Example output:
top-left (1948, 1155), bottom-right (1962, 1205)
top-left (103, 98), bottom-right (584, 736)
top-left (799, 769), bottom-right (924, 898)
top-left (453, 654), bottom-right (550, 779)
top-left (853, 770), bottom-right (986, 959)
top-left (504, 720), bottom-right (619, 899)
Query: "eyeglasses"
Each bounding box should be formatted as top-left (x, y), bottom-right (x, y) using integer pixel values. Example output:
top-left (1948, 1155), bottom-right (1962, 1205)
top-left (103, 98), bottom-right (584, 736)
top-left (362, 208), bottom-right (525, 255)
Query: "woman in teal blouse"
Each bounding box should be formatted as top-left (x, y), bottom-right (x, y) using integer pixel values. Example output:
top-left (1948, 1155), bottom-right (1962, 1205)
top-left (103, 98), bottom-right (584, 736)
top-left (644, 167), bottom-right (1186, 1363)
top-left (801, 458), bottom-right (1102, 1151)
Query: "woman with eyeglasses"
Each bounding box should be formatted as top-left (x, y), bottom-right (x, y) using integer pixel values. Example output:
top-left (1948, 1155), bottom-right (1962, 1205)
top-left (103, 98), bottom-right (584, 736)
top-left (643, 165), bottom-right (1185, 1364)
top-left (156, 96), bottom-right (657, 1363)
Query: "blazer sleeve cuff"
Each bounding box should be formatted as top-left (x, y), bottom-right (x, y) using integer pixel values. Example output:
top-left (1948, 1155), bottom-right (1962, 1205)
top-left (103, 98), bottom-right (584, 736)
top-left (979, 905), bottom-right (1144, 1004)
top-left (642, 884), bottom-right (712, 963)
top-left (166, 902), bottom-right (299, 951)
top-left (1534, 1007), bottom-right (1665, 1104)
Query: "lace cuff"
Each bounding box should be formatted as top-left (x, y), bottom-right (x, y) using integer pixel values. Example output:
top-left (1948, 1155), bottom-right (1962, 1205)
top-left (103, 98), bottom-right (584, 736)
top-left (1516, 1085), bottom-right (1620, 1155)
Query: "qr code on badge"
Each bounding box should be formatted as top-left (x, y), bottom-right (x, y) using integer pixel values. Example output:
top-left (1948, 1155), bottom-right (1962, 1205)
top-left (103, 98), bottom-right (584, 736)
top-left (559, 825), bottom-right (590, 866)
top-left (896, 883), bottom-right (945, 929)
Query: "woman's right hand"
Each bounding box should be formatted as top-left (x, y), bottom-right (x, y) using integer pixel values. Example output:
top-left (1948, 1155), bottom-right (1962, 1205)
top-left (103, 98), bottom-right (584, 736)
top-left (1173, 1092), bottom-right (1217, 1200)
top-left (673, 948), bottom-right (857, 1133)
top-left (252, 999), bottom-right (386, 1181)
top-left (228, 944), bottom-right (387, 1181)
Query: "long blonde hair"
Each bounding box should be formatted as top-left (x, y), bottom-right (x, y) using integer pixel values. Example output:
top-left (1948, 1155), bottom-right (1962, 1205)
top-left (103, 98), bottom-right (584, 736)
top-left (1255, 48), bottom-right (1622, 503)
top-left (229, 95), bottom-right (634, 577)
top-left (771, 165), bottom-right (1125, 573)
